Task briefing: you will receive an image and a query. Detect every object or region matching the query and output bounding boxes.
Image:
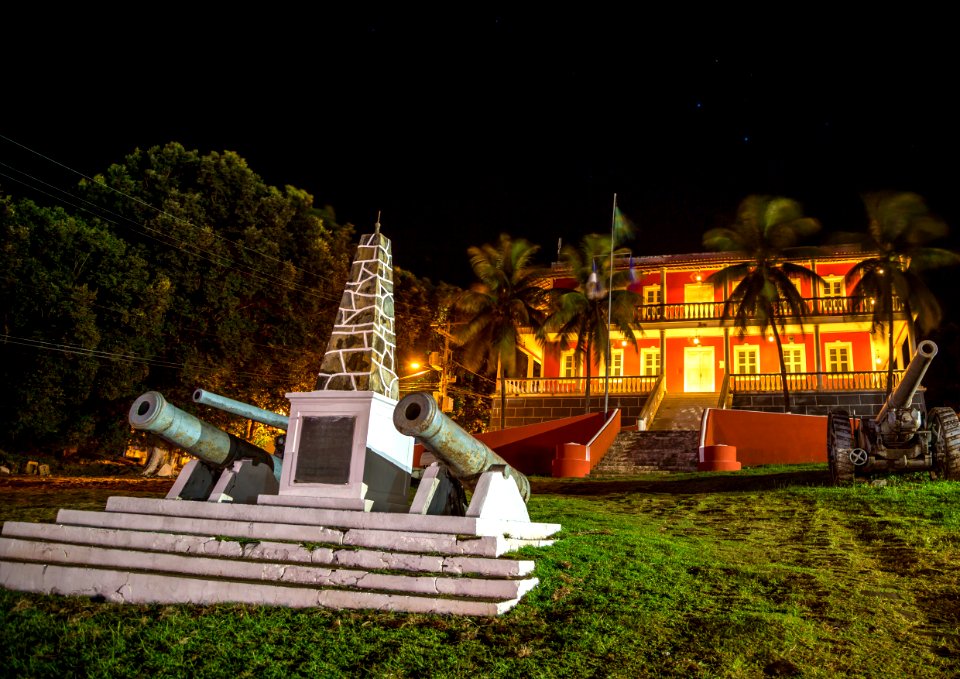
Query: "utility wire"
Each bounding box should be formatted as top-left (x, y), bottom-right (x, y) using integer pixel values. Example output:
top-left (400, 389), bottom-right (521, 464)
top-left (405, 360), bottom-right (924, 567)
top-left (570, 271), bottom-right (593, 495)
top-left (0, 154), bottom-right (345, 304)
top-left (0, 134), bottom-right (340, 283)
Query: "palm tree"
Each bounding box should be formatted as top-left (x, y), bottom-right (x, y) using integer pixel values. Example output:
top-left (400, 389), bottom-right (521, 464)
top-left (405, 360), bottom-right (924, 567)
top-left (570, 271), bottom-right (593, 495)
top-left (538, 233), bottom-right (641, 414)
top-left (837, 191), bottom-right (960, 397)
top-left (453, 234), bottom-right (547, 429)
top-left (703, 195), bottom-right (824, 413)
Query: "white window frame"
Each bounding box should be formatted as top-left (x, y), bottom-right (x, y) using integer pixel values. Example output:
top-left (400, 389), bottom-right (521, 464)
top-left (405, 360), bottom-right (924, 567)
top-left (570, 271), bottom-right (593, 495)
top-left (604, 349), bottom-right (624, 377)
top-left (822, 276), bottom-right (845, 297)
top-left (643, 285), bottom-right (662, 305)
top-left (733, 344), bottom-right (759, 374)
top-left (640, 348), bottom-right (661, 376)
top-left (825, 341), bottom-right (853, 372)
top-left (782, 344), bottom-right (806, 373)
top-left (560, 350), bottom-right (580, 378)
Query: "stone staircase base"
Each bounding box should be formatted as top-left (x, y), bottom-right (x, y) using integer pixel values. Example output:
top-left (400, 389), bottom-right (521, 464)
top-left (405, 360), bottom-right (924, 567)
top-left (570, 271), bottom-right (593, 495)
top-left (592, 430), bottom-right (700, 475)
top-left (0, 496), bottom-right (560, 616)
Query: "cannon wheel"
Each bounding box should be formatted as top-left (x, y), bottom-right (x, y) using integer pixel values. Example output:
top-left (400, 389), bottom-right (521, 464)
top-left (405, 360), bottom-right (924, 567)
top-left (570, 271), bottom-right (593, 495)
top-left (929, 407), bottom-right (960, 481)
top-left (827, 410), bottom-right (856, 485)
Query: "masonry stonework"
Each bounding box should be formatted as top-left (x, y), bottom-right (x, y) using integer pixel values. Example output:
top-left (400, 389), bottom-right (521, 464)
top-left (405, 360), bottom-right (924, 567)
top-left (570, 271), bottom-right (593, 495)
top-left (315, 231), bottom-right (399, 400)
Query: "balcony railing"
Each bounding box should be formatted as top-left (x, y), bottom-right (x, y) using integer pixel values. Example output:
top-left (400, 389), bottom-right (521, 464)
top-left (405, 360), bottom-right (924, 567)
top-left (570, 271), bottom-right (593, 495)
top-left (501, 375), bottom-right (660, 396)
top-left (499, 370), bottom-right (905, 396)
top-left (636, 295), bottom-right (904, 323)
top-left (729, 369), bottom-right (904, 393)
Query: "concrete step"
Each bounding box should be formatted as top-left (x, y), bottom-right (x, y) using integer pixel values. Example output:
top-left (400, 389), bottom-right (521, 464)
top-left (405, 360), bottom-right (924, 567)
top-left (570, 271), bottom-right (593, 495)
top-left (0, 494), bottom-right (561, 616)
top-left (593, 430), bottom-right (700, 475)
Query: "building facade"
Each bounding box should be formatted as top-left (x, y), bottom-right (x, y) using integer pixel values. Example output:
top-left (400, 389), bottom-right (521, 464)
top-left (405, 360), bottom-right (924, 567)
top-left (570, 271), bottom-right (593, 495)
top-left (492, 245), bottom-right (918, 430)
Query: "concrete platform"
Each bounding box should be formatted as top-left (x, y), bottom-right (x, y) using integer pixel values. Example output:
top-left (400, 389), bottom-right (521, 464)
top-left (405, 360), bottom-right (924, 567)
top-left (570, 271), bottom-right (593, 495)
top-left (0, 494), bottom-right (561, 616)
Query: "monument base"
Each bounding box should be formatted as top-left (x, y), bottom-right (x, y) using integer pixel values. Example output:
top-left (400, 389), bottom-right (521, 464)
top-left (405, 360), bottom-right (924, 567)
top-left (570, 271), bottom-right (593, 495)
top-left (279, 391), bottom-right (414, 512)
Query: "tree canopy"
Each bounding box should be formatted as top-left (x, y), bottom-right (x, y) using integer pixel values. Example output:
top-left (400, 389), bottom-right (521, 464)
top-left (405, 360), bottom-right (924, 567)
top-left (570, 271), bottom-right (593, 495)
top-left (0, 143), bottom-right (354, 456)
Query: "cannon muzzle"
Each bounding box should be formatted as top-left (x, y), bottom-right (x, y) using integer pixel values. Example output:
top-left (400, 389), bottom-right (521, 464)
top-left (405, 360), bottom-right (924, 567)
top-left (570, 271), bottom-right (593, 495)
top-left (876, 339), bottom-right (938, 423)
top-left (393, 392), bottom-right (530, 502)
top-left (129, 391), bottom-right (276, 472)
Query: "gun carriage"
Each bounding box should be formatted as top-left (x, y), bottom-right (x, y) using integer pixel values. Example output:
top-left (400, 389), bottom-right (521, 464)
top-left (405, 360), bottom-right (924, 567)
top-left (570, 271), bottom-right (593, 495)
top-left (827, 340), bottom-right (960, 484)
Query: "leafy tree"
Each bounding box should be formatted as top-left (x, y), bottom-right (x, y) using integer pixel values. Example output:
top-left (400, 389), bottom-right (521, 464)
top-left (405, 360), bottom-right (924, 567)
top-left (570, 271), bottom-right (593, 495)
top-left (76, 143), bottom-right (354, 438)
top-left (835, 191), bottom-right (960, 396)
top-left (0, 142), bottom-right (355, 458)
top-left (538, 233), bottom-right (641, 413)
top-left (703, 195), bottom-right (823, 412)
top-left (453, 234), bottom-right (547, 429)
top-left (0, 194), bottom-right (170, 454)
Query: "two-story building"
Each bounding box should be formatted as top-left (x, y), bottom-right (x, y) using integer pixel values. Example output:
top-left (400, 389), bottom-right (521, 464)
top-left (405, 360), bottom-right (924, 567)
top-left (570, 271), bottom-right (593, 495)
top-left (492, 244), bottom-right (916, 430)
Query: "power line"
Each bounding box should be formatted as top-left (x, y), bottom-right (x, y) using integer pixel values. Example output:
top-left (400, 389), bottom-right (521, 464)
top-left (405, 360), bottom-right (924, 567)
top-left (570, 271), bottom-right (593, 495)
top-left (0, 334), bottom-right (315, 382)
top-left (0, 149), bottom-right (346, 305)
top-left (0, 134), bottom-right (340, 283)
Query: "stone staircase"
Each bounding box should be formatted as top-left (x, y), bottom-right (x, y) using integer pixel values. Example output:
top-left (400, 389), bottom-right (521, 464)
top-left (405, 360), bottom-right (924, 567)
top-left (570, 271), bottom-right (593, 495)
top-left (0, 496), bottom-right (560, 616)
top-left (591, 393), bottom-right (717, 475)
top-left (591, 430), bottom-right (700, 475)
top-left (648, 393), bottom-right (719, 431)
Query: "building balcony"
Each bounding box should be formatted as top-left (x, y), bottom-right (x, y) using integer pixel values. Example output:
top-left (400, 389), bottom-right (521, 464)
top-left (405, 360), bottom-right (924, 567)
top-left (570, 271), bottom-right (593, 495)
top-left (635, 295), bottom-right (904, 324)
top-left (499, 370), bottom-right (905, 397)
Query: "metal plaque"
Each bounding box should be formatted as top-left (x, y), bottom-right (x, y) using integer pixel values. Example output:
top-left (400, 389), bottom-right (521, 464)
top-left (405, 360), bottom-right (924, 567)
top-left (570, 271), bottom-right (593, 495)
top-left (293, 416), bottom-right (356, 484)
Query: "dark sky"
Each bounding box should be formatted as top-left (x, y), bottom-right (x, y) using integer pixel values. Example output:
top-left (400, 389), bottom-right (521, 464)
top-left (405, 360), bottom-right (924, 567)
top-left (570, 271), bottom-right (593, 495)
top-left (3, 10), bottom-right (957, 288)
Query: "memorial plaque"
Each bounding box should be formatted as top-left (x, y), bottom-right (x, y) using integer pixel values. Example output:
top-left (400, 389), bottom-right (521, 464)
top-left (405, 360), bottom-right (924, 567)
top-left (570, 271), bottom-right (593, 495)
top-left (293, 416), bottom-right (356, 484)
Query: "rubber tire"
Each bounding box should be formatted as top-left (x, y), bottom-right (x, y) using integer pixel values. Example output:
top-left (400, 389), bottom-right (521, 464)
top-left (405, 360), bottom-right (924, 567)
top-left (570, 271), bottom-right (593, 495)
top-left (929, 407), bottom-right (960, 481)
top-left (828, 410), bottom-right (856, 485)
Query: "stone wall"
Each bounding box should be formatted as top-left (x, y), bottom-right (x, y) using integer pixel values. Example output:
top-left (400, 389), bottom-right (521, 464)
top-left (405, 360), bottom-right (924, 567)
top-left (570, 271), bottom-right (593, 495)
top-left (490, 395), bottom-right (648, 431)
top-left (490, 389), bottom-right (929, 430)
top-left (731, 390), bottom-right (926, 418)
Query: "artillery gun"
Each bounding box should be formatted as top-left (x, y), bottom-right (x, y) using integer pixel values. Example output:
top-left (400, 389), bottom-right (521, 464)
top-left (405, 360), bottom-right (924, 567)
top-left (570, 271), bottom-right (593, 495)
top-left (129, 390), bottom-right (282, 502)
top-left (394, 391), bottom-right (531, 521)
top-left (827, 340), bottom-right (960, 484)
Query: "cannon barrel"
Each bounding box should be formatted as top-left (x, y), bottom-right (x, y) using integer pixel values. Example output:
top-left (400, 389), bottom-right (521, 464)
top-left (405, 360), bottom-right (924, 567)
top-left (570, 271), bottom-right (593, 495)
top-left (129, 391), bottom-right (276, 472)
top-left (393, 392), bottom-right (530, 502)
top-left (876, 339), bottom-right (938, 423)
top-left (192, 388), bottom-right (289, 430)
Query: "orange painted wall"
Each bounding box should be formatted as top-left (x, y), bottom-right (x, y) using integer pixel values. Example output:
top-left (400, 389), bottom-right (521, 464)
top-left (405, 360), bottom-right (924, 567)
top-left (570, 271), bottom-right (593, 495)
top-left (701, 408), bottom-right (827, 466)
top-left (412, 412), bottom-right (608, 476)
top-left (819, 330), bottom-right (873, 371)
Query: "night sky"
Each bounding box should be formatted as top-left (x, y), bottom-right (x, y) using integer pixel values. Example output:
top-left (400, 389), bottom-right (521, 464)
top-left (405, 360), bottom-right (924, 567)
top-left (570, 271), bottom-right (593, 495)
top-left (3, 10), bottom-right (957, 288)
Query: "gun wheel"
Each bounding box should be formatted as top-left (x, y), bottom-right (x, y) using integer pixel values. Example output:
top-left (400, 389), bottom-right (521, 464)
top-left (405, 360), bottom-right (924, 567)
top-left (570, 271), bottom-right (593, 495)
top-left (929, 407), bottom-right (960, 481)
top-left (827, 410), bottom-right (855, 485)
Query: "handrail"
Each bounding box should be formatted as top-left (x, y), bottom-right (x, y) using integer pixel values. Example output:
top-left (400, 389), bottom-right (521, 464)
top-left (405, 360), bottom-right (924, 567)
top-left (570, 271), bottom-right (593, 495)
top-left (636, 295), bottom-right (905, 323)
top-left (717, 373), bottom-right (731, 409)
top-left (636, 375), bottom-right (666, 431)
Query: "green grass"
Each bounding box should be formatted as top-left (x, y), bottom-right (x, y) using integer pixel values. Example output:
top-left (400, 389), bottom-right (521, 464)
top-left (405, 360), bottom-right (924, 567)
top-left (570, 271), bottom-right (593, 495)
top-left (2, 465), bottom-right (959, 678)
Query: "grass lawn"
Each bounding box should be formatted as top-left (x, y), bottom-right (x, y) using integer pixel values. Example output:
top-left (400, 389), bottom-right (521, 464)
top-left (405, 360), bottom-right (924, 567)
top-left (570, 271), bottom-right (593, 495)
top-left (1, 464), bottom-right (958, 678)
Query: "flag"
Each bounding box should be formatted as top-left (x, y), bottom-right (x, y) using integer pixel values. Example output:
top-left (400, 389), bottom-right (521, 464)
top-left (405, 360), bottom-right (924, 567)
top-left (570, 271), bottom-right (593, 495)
top-left (612, 206), bottom-right (636, 247)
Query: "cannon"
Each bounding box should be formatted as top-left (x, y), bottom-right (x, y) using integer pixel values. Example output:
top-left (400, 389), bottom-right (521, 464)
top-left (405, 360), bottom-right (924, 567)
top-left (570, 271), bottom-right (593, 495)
top-left (192, 388), bottom-right (289, 431)
top-left (827, 340), bottom-right (960, 484)
top-left (394, 392), bottom-right (531, 519)
top-left (129, 391), bottom-right (281, 502)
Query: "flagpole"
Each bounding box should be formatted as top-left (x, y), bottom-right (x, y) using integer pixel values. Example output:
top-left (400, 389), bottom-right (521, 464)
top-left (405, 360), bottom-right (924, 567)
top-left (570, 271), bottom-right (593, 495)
top-left (604, 193), bottom-right (617, 415)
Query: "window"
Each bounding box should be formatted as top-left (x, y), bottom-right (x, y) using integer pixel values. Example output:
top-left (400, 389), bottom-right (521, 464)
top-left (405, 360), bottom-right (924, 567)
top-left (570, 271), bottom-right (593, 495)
top-left (782, 345), bottom-right (806, 373)
top-left (641, 285), bottom-right (662, 321)
top-left (560, 351), bottom-right (579, 378)
top-left (643, 285), bottom-right (662, 305)
top-left (531, 360), bottom-right (542, 378)
top-left (733, 345), bottom-right (759, 374)
top-left (606, 349), bottom-right (624, 377)
top-left (825, 342), bottom-right (853, 372)
top-left (822, 276), bottom-right (844, 297)
top-left (640, 348), bottom-right (661, 376)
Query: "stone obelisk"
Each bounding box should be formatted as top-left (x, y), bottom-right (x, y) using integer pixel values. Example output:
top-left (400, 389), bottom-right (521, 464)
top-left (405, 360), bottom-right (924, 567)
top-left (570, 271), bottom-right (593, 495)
top-left (260, 219), bottom-right (413, 512)
top-left (314, 222), bottom-right (399, 398)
